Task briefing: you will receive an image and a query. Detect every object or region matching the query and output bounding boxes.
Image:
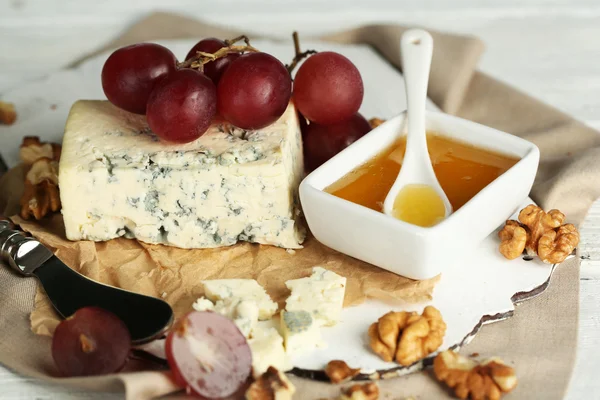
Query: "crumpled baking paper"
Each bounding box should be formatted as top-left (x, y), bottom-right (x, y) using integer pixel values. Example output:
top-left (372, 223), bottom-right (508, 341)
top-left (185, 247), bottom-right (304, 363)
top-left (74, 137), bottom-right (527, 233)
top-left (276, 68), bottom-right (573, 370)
top-left (1, 165), bottom-right (438, 336)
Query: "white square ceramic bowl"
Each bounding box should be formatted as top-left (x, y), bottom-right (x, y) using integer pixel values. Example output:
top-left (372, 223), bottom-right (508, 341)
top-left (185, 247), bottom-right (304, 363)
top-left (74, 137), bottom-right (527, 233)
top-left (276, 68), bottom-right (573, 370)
top-left (299, 110), bottom-right (540, 280)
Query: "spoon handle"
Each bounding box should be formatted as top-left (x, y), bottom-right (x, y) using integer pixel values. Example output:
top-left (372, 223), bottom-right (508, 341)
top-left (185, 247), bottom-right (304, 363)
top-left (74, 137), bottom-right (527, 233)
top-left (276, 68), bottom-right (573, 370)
top-left (401, 29), bottom-right (433, 174)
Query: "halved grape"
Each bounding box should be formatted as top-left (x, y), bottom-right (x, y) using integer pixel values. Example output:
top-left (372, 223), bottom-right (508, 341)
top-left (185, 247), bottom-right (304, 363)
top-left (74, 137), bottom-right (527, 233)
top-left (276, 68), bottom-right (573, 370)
top-left (146, 69), bottom-right (217, 143)
top-left (101, 43), bottom-right (177, 114)
top-left (51, 307), bottom-right (131, 377)
top-left (303, 112), bottom-right (371, 172)
top-left (293, 51), bottom-right (364, 125)
top-left (185, 38), bottom-right (240, 84)
top-left (165, 311), bottom-right (252, 398)
top-left (217, 52), bottom-right (292, 130)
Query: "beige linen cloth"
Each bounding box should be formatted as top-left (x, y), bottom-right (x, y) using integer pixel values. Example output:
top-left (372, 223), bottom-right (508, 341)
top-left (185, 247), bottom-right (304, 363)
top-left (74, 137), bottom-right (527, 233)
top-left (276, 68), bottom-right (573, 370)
top-left (1, 11), bottom-right (598, 400)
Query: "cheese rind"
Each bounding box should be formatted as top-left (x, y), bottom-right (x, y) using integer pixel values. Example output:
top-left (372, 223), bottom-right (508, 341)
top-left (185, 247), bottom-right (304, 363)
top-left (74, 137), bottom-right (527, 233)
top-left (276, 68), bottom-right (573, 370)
top-left (280, 310), bottom-right (324, 355)
top-left (285, 267), bottom-right (346, 327)
top-left (59, 100), bottom-right (305, 249)
top-left (202, 279), bottom-right (278, 320)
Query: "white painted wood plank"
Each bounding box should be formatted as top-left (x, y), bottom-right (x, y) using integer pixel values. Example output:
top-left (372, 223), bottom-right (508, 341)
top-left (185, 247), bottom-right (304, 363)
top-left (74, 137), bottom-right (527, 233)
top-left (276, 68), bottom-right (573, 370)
top-left (2, 15), bottom-right (600, 121)
top-left (565, 279), bottom-right (600, 400)
top-left (579, 199), bottom-right (600, 280)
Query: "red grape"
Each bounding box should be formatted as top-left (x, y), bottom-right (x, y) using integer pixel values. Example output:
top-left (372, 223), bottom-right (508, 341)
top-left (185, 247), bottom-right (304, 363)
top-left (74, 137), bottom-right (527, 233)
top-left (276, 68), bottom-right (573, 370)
top-left (303, 112), bottom-right (371, 172)
top-left (165, 311), bottom-right (252, 398)
top-left (101, 43), bottom-right (177, 114)
top-left (293, 52), bottom-right (364, 125)
top-left (146, 69), bottom-right (217, 143)
top-left (52, 307), bottom-right (131, 377)
top-left (185, 38), bottom-right (240, 84)
top-left (217, 52), bottom-right (292, 130)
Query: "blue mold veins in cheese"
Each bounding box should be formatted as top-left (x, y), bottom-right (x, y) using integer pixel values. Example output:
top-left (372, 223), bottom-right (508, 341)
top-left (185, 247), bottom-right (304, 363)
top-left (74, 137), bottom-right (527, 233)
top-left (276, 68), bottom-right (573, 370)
top-left (59, 100), bottom-right (305, 249)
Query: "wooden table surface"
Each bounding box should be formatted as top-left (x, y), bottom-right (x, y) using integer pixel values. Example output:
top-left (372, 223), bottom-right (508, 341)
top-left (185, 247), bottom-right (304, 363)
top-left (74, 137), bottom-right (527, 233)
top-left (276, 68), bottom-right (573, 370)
top-left (0, 1), bottom-right (598, 399)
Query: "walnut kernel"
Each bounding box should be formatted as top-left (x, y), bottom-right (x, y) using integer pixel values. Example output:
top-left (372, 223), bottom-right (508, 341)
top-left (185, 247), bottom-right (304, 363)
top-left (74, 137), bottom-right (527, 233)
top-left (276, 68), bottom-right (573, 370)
top-left (368, 306), bottom-right (446, 366)
top-left (518, 205), bottom-right (565, 255)
top-left (325, 360), bottom-right (361, 383)
top-left (0, 101), bottom-right (16, 125)
top-left (499, 205), bottom-right (578, 264)
top-left (245, 366), bottom-right (295, 400)
top-left (433, 350), bottom-right (517, 400)
top-left (538, 223), bottom-right (580, 264)
top-left (20, 136), bottom-right (61, 165)
top-left (339, 382), bottom-right (379, 400)
top-left (498, 220), bottom-right (527, 259)
top-left (20, 157), bottom-right (61, 220)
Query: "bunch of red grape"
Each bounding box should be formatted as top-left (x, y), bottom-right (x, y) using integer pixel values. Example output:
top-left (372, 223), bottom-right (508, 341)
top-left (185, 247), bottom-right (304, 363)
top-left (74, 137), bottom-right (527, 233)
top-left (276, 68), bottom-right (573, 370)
top-left (101, 36), bottom-right (372, 169)
top-left (292, 51), bottom-right (371, 172)
top-left (102, 38), bottom-right (292, 143)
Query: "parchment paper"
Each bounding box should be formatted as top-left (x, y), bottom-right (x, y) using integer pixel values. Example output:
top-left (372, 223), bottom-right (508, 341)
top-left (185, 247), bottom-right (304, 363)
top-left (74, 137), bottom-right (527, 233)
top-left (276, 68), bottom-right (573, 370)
top-left (2, 188), bottom-right (438, 337)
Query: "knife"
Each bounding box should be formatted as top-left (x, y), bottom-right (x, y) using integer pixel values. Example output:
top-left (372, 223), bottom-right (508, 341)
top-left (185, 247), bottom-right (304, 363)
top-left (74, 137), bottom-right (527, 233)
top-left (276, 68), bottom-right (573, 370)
top-left (0, 217), bottom-right (173, 344)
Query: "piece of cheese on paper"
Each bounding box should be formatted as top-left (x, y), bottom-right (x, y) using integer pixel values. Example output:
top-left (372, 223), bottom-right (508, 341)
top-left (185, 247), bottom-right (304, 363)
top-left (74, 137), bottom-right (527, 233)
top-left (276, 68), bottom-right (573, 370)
top-left (59, 100), bottom-right (305, 249)
top-left (202, 279), bottom-right (278, 320)
top-left (285, 267), bottom-right (346, 327)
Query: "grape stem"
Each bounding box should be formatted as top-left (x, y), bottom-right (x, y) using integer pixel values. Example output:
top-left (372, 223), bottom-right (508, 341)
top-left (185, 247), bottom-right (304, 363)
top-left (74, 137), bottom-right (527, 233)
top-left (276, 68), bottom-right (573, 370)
top-left (286, 31), bottom-right (317, 74)
top-left (177, 35), bottom-right (259, 70)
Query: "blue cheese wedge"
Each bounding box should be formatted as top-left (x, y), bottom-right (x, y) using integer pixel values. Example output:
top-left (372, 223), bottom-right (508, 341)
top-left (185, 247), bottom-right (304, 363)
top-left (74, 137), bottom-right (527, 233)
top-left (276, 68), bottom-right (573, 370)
top-left (248, 327), bottom-right (292, 378)
top-left (280, 310), bottom-right (324, 355)
top-left (192, 296), bottom-right (259, 338)
top-left (202, 279), bottom-right (278, 320)
top-left (59, 100), bottom-right (305, 249)
top-left (285, 267), bottom-right (346, 327)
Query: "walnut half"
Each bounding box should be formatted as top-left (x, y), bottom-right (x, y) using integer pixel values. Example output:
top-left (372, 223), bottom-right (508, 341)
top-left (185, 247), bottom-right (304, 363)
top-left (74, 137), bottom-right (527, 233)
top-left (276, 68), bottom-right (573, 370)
top-left (339, 382), bottom-right (379, 400)
top-left (0, 101), bottom-right (16, 125)
top-left (20, 136), bottom-right (61, 165)
top-left (326, 360), bottom-right (361, 384)
top-left (433, 350), bottom-right (517, 400)
top-left (368, 306), bottom-right (446, 366)
top-left (498, 220), bottom-right (527, 260)
top-left (538, 223), bottom-right (580, 264)
top-left (518, 205), bottom-right (565, 256)
top-left (20, 157), bottom-right (61, 220)
top-left (498, 204), bottom-right (579, 264)
top-left (245, 366), bottom-right (295, 400)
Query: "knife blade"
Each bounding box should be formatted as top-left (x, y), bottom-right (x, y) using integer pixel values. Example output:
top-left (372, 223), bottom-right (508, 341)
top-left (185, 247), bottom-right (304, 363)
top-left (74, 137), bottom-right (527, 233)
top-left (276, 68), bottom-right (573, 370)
top-left (0, 217), bottom-right (173, 344)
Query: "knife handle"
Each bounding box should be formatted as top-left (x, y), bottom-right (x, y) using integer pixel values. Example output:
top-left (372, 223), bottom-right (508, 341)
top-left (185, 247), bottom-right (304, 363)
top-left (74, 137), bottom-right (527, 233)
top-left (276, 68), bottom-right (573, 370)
top-left (0, 217), bottom-right (53, 276)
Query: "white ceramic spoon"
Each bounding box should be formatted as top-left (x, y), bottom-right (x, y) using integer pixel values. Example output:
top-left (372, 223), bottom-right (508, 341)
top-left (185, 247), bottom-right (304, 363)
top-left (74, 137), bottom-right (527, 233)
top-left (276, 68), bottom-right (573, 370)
top-left (382, 29), bottom-right (452, 223)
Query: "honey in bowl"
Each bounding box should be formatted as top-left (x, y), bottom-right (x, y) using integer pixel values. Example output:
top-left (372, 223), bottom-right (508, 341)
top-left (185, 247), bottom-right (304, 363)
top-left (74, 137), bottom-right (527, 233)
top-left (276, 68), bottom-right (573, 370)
top-left (325, 132), bottom-right (519, 226)
top-left (392, 184), bottom-right (446, 227)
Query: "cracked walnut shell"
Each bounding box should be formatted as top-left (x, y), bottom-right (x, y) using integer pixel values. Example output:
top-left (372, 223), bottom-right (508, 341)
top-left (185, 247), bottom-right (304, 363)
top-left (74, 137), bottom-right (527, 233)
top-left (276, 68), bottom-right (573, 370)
top-left (245, 366), bottom-right (295, 400)
top-left (339, 382), bottom-right (379, 400)
top-left (498, 220), bottom-right (527, 260)
top-left (368, 306), bottom-right (446, 366)
top-left (433, 350), bottom-right (517, 400)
